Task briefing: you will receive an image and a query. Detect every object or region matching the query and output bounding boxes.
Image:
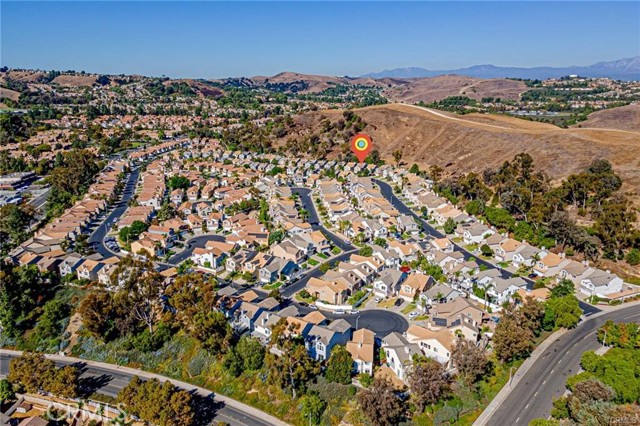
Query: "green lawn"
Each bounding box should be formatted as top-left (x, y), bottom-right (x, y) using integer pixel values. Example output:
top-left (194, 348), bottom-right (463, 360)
top-left (307, 258), bottom-right (319, 266)
top-left (401, 302), bottom-right (417, 314)
top-left (295, 292), bottom-right (315, 304)
top-left (316, 252), bottom-right (328, 260)
top-left (263, 281), bottom-right (284, 290)
top-left (331, 246), bottom-right (342, 255)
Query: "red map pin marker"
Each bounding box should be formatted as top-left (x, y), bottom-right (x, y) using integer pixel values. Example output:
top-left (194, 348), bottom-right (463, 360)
top-left (351, 133), bottom-right (372, 163)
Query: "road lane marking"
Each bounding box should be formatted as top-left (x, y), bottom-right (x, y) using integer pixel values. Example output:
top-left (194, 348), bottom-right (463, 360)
top-left (516, 417), bottom-right (520, 423)
top-left (525, 403), bottom-right (530, 409)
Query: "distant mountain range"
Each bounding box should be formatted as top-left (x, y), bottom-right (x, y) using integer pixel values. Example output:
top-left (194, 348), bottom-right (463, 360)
top-left (361, 57), bottom-right (640, 81)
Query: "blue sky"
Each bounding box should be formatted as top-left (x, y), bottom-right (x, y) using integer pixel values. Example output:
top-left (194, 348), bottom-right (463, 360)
top-left (1, 1), bottom-right (638, 78)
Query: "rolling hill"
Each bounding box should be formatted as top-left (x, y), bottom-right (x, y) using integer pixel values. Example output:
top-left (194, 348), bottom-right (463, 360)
top-left (276, 103), bottom-right (640, 200)
top-left (573, 104), bottom-right (640, 132)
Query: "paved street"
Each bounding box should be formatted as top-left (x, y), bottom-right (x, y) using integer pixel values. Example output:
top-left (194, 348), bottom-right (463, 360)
top-left (0, 351), bottom-right (286, 426)
top-left (168, 234), bottom-right (226, 265)
top-left (372, 179), bottom-right (600, 317)
top-left (89, 167), bottom-right (140, 258)
top-left (482, 303), bottom-right (640, 426)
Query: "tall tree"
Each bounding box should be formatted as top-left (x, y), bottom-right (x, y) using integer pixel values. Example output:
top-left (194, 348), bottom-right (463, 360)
top-left (357, 377), bottom-right (404, 426)
top-left (451, 339), bottom-right (490, 385)
top-left (324, 345), bottom-right (353, 384)
top-left (110, 255), bottom-right (164, 333)
top-left (408, 357), bottom-right (449, 412)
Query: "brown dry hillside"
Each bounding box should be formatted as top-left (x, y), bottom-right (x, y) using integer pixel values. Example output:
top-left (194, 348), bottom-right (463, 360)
top-left (51, 74), bottom-right (98, 87)
top-left (246, 72), bottom-right (526, 102)
top-left (280, 103), bottom-right (640, 200)
top-left (381, 75), bottom-right (526, 103)
top-left (0, 87), bottom-right (20, 102)
top-left (573, 104), bottom-right (640, 132)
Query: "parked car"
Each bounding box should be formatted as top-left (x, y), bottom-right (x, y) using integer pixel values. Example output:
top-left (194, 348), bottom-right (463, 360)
top-left (394, 299), bottom-right (404, 307)
top-left (333, 309), bottom-right (345, 315)
top-left (409, 311), bottom-right (419, 319)
top-left (348, 309), bottom-right (360, 315)
top-left (375, 297), bottom-right (382, 303)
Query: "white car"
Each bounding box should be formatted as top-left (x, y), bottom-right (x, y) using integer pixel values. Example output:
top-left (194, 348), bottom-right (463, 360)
top-left (348, 309), bottom-right (360, 315)
top-left (409, 311), bottom-right (419, 319)
top-left (374, 297), bottom-right (383, 303)
top-left (333, 309), bottom-right (345, 315)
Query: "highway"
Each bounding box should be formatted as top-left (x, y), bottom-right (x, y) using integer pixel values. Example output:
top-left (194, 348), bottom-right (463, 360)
top-left (483, 304), bottom-right (640, 426)
top-left (0, 351), bottom-right (288, 426)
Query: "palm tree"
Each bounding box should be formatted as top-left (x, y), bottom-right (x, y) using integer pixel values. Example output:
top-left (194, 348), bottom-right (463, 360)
top-left (484, 283), bottom-right (495, 310)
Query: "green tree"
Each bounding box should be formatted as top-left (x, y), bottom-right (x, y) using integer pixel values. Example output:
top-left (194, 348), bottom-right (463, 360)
top-left (236, 336), bottom-right (265, 371)
top-left (543, 295), bottom-right (582, 330)
top-left (626, 248), bottom-right (640, 266)
top-left (409, 164), bottom-right (420, 174)
top-left (43, 365), bottom-right (80, 398)
top-left (480, 244), bottom-right (493, 257)
top-left (299, 394), bottom-right (326, 425)
top-left (0, 204), bottom-right (34, 250)
top-left (117, 376), bottom-right (193, 426)
top-left (8, 352), bottom-right (55, 394)
top-left (443, 218), bottom-right (457, 234)
top-left (324, 345), bottom-right (353, 384)
top-left (359, 246), bottom-right (373, 257)
top-left (0, 379), bottom-right (15, 403)
top-left (0, 265), bottom-right (48, 337)
top-left (493, 308), bottom-right (534, 362)
top-left (168, 175), bottom-right (190, 190)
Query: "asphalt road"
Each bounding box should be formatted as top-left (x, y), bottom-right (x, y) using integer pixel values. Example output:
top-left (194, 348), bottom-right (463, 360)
top-left (168, 234), bottom-right (226, 265)
top-left (89, 167), bottom-right (140, 258)
top-left (291, 187), bottom-right (355, 252)
top-left (0, 353), bottom-right (282, 426)
top-left (372, 179), bottom-right (600, 317)
top-left (332, 309), bottom-right (409, 338)
top-left (485, 304), bottom-right (640, 426)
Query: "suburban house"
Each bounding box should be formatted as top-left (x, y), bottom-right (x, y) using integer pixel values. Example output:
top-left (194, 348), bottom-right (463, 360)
top-left (306, 277), bottom-right (350, 305)
top-left (420, 283), bottom-right (463, 305)
top-left (259, 256), bottom-right (299, 284)
top-left (346, 328), bottom-right (376, 375)
top-left (430, 297), bottom-right (485, 329)
top-left (373, 269), bottom-right (407, 298)
top-left (580, 269), bottom-right (624, 297)
top-left (405, 324), bottom-right (454, 367)
top-left (76, 259), bottom-right (104, 281)
top-left (382, 332), bottom-right (422, 381)
top-left (191, 247), bottom-right (226, 270)
top-left (534, 252), bottom-right (571, 278)
top-left (305, 319), bottom-right (352, 362)
top-left (396, 215), bottom-right (420, 235)
top-left (398, 273), bottom-right (433, 301)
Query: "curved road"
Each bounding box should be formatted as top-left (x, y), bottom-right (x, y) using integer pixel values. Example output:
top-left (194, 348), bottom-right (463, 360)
top-left (482, 304), bottom-right (640, 426)
top-left (372, 179), bottom-right (600, 317)
top-left (90, 167), bottom-right (140, 258)
top-left (168, 234), bottom-right (226, 265)
top-left (0, 350), bottom-right (287, 426)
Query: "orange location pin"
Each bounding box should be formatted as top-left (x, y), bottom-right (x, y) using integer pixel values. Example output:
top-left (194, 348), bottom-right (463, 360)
top-left (351, 133), bottom-right (372, 163)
